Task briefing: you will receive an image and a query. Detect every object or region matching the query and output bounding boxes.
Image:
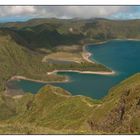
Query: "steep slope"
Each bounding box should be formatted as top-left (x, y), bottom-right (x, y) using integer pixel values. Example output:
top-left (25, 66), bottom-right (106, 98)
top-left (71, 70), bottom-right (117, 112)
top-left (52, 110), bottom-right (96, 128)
top-left (0, 94), bottom-right (16, 120)
top-left (0, 73), bottom-right (139, 134)
top-left (9, 85), bottom-right (94, 132)
top-left (0, 18), bottom-right (140, 134)
top-left (0, 30), bottom-right (65, 91)
top-left (13, 26), bottom-right (84, 50)
top-left (0, 28), bottom-right (110, 92)
top-left (0, 85), bottom-right (96, 134)
top-left (82, 19), bottom-right (140, 41)
top-left (88, 73), bottom-right (140, 134)
top-left (1, 18), bottom-right (140, 50)
top-left (1, 18), bottom-right (140, 58)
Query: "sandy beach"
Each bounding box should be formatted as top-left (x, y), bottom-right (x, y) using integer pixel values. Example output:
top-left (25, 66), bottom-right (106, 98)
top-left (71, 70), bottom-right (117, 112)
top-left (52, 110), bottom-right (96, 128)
top-left (10, 75), bottom-right (69, 84)
top-left (9, 69), bottom-right (115, 86)
top-left (47, 42), bottom-right (116, 76)
top-left (47, 70), bottom-right (115, 75)
top-left (9, 40), bottom-right (117, 84)
top-left (82, 45), bottom-right (95, 64)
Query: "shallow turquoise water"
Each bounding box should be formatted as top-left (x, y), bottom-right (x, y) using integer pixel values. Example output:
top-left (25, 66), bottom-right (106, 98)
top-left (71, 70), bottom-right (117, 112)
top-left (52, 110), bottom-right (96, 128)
top-left (10, 40), bottom-right (140, 99)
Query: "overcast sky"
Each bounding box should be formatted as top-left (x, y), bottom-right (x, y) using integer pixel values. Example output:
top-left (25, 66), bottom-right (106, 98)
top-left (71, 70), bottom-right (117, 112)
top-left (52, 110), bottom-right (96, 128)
top-left (0, 6), bottom-right (140, 22)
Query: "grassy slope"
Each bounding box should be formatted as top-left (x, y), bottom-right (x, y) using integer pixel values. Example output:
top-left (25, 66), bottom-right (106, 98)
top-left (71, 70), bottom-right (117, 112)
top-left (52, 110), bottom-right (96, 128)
top-left (0, 73), bottom-right (139, 134)
top-left (2, 18), bottom-right (140, 91)
top-left (0, 29), bottom-right (110, 91)
top-left (88, 73), bottom-right (140, 134)
top-left (1, 18), bottom-right (140, 48)
top-left (0, 31), bottom-right (65, 91)
top-left (0, 18), bottom-right (140, 134)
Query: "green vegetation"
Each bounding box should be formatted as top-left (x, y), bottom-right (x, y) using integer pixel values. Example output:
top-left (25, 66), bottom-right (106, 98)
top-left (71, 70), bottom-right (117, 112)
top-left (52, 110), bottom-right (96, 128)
top-left (1, 18), bottom-right (140, 50)
top-left (0, 18), bottom-right (140, 134)
top-left (0, 73), bottom-right (140, 134)
top-left (0, 31), bottom-right (66, 91)
top-left (1, 18), bottom-right (140, 91)
top-left (42, 52), bottom-right (84, 63)
top-left (0, 27), bottom-right (110, 92)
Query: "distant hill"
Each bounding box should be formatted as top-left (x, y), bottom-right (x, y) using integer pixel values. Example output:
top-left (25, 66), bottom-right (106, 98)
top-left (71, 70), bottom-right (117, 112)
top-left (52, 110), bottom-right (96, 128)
top-left (0, 18), bottom-right (140, 51)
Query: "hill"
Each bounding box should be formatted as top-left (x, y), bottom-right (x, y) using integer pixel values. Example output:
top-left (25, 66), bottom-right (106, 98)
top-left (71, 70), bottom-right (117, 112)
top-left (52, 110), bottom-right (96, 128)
top-left (1, 18), bottom-right (140, 51)
top-left (0, 30), bottom-right (66, 91)
top-left (0, 18), bottom-right (140, 134)
top-left (0, 73), bottom-right (139, 134)
top-left (0, 18), bottom-right (139, 89)
top-left (0, 28), bottom-right (109, 92)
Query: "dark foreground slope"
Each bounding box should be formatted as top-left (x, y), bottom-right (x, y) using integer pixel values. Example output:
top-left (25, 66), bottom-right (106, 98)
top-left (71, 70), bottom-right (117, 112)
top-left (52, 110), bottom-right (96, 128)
top-left (0, 73), bottom-right (139, 134)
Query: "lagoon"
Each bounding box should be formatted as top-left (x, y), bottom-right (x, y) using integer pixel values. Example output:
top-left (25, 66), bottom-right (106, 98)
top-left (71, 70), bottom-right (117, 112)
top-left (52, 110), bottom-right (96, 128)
top-left (10, 40), bottom-right (140, 99)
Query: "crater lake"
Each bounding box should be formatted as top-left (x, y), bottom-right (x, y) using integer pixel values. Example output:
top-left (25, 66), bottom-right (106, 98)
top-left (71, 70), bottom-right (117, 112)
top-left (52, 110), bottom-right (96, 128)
top-left (9, 40), bottom-right (140, 99)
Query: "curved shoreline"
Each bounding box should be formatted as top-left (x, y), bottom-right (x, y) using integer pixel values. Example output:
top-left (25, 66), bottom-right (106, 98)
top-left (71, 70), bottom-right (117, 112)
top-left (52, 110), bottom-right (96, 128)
top-left (81, 38), bottom-right (140, 75)
top-left (82, 42), bottom-right (115, 74)
top-left (90, 38), bottom-right (140, 46)
top-left (9, 40), bottom-right (121, 84)
top-left (9, 75), bottom-right (70, 84)
top-left (9, 41), bottom-right (116, 84)
top-left (82, 45), bottom-right (95, 64)
top-left (9, 69), bottom-right (115, 85)
top-left (46, 42), bottom-right (116, 76)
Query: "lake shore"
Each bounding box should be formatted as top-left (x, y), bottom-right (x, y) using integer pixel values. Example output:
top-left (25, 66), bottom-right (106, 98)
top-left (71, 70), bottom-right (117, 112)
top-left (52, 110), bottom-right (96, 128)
top-left (82, 45), bottom-right (95, 64)
top-left (89, 38), bottom-right (140, 46)
top-left (9, 75), bottom-right (70, 84)
top-left (47, 70), bottom-right (115, 75)
top-left (81, 41), bottom-right (115, 74)
top-left (9, 40), bottom-right (118, 85)
top-left (9, 68), bottom-right (115, 86)
top-left (44, 42), bottom-right (115, 76)
top-left (81, 38), bottom-right (140, 74)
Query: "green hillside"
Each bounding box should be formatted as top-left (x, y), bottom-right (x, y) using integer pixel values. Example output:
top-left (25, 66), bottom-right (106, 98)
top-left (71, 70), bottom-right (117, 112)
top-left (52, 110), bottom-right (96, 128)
top-left (1, 18), bottom-right (140, 55)
top-left (0, 73), bottom-right (139, 134)
top-left (0, 29), bottom-right (109, 92)
top-left (1, 18), bottom-right (140, 51)
top-left (0, 30), bottom-right (66, 91)
top-left (0, 18), bottom-right (140, 134)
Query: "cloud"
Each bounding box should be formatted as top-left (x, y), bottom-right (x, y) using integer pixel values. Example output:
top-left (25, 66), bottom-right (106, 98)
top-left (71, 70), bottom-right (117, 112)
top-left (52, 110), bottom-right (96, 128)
top-left (0, 6), bottom-right (139, 20)
top-left (34, 6), bottom-right (131, 19)
top-left (0, 6), bottom-right (35, 17)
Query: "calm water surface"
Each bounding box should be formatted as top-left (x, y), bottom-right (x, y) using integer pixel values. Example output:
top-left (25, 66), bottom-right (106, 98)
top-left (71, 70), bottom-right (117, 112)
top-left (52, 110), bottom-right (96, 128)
top-left (10, 40), bottom-right (140, 99)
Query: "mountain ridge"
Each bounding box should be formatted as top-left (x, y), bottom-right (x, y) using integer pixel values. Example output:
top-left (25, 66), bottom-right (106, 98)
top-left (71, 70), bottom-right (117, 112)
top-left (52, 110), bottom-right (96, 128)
top-left (0, 18), bottom-right (140, 134)
top-left (0, 73), bottom-right (140, 134)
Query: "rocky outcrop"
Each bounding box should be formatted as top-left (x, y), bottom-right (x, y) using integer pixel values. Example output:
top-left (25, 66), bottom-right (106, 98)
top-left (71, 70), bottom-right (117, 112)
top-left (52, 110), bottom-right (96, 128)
top-left (88, 86), bottom-right (140, 134)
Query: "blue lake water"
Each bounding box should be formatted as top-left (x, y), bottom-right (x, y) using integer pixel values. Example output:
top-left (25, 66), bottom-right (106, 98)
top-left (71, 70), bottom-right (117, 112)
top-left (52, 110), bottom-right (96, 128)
top-left (10, 40), bottom-right (140, 99)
